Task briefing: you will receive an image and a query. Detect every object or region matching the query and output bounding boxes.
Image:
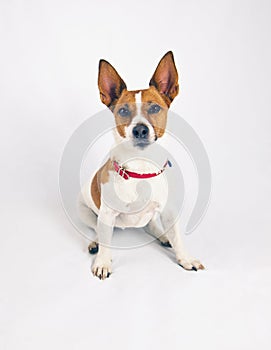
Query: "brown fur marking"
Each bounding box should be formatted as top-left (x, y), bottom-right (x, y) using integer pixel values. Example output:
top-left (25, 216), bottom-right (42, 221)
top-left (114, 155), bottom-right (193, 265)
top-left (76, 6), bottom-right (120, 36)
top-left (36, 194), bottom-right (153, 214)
top-left (113, 90), bottom-right (138, 138)
top-left (90, 159), bottom-right (114, 209)
top-left (141, 87), bottom-right (169, 138)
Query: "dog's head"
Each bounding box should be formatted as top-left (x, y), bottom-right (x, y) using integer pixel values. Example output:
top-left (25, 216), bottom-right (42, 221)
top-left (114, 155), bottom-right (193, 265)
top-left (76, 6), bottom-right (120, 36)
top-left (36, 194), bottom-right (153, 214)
top-left (98, 51), bottom-right (179, 149)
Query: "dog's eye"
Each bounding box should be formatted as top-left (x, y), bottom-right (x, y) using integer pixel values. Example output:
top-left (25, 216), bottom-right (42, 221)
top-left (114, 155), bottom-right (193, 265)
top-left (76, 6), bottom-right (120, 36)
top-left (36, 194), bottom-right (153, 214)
top-left (118, 107), bottom-right (131, 117)
top-left (148, 104), bottom-right (161, 114)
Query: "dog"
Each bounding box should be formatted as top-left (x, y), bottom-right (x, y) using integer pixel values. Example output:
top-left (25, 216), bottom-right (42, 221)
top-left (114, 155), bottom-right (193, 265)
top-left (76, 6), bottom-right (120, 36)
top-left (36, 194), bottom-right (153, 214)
top-left (78, 51), bottom-right (205, 279)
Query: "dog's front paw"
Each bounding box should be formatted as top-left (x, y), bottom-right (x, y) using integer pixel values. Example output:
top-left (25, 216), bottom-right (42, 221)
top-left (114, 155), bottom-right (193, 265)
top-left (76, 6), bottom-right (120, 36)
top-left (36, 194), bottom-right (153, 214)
top-left (177, 256), bottom-right (205, 271)
top-left (92, 256), bottom-right (112, 280)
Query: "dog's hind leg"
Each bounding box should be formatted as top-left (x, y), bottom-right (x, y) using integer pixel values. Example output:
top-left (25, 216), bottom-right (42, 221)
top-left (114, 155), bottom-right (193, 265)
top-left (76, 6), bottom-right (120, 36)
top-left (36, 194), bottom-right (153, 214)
top-left (77, 193), bottom-right (99, 254)
top-left (144, 214), bottom-right (172, 248)
top-left (160, 210), bottom-right (205, 271)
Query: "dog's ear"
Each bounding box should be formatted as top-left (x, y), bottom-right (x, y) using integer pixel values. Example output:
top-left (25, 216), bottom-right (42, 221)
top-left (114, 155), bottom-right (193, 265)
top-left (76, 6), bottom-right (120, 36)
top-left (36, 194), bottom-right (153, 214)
top-left (149, 51), bottom-right (179, 105)
top-left (98, 60), bottom-right (127, 108)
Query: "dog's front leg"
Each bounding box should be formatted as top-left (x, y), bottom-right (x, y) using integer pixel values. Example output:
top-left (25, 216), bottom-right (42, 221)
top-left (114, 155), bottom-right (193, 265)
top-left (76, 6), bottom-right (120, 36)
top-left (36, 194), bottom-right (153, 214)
top-left (160, 211), bottom-right (205, 271)
top-left (91, 204), bottom-right (117, 280)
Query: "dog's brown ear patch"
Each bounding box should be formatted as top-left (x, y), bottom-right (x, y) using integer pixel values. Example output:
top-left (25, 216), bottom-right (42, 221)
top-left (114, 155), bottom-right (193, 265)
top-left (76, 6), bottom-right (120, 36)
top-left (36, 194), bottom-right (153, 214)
top-left (98, 60), bottom-right (127, 108)
top-left (149, 51), bottom-right (179, 106)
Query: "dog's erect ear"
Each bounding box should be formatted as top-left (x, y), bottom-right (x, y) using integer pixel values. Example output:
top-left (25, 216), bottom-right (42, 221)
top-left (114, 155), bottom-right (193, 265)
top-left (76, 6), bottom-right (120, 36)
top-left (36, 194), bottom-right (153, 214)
top-left (98, 60), bottom-right (127, 108)
top-left (149, 51), bottom-right (179, 105)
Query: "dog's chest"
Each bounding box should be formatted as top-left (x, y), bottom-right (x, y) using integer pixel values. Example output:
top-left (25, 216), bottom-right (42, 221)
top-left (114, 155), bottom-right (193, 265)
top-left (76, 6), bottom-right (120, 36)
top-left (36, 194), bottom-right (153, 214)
top-left (108, 160), bottom-right (168, 228)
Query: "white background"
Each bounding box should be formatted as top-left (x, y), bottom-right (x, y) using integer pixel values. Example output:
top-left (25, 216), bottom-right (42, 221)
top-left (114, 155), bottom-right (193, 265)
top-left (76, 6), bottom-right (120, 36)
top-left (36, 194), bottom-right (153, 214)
top-left (1, 0), bottom-right (271, 349)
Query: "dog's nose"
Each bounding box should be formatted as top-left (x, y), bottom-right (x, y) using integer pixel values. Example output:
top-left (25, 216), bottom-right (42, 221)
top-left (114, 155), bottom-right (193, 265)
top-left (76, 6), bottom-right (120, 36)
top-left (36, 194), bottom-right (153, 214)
top-left (132, 124), bottom-right (149, 139)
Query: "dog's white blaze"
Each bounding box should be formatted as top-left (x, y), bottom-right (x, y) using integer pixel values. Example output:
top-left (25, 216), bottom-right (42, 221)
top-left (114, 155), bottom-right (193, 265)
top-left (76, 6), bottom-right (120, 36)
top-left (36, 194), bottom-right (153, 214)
top-left (135, 91), bottom-right (142, 105)
top-left (124, 92), bottom-right (155, 141)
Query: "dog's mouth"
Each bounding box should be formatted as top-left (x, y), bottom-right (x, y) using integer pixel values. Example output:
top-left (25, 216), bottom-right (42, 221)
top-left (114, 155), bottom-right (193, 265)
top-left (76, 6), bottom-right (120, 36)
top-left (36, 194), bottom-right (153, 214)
top-left (133, 139), bottom-right (151, 149)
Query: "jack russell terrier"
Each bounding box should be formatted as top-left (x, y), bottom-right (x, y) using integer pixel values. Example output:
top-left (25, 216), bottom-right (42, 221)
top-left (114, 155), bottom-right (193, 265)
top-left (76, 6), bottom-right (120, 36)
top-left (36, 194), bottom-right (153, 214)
top-left (78, 51), bottom-right (205, 279)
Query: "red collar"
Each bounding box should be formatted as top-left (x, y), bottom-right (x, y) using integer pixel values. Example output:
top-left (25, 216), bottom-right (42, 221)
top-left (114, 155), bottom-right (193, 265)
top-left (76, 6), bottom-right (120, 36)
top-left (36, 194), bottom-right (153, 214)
top-left (113, 159), bottom-right (172, 180)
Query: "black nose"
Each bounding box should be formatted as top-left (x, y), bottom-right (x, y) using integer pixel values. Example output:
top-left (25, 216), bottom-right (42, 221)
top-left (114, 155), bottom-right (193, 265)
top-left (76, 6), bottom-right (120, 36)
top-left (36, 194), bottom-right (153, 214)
top-left (132, 124), bottom-right (149, 139)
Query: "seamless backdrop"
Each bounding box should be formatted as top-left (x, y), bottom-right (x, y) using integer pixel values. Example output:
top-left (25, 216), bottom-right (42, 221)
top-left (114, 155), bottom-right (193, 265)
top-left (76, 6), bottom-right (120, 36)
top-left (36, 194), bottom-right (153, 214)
top-left (1, 1), bottom-right (271, 349)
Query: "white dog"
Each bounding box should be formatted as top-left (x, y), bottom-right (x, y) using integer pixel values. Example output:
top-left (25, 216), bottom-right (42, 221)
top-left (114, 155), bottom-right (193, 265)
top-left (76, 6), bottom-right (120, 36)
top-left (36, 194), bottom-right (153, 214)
top-left (78, 51), bottom-right (205, 279)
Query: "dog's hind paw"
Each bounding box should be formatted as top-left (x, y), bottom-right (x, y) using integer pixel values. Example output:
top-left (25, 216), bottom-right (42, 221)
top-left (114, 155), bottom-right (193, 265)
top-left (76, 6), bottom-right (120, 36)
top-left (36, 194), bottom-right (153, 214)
top-left (88, 241), bottom-right (99, 254)
top-left (160, 240), bottom-right (172, 248)
top-left (158, 234), bottom-right (172, 248)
